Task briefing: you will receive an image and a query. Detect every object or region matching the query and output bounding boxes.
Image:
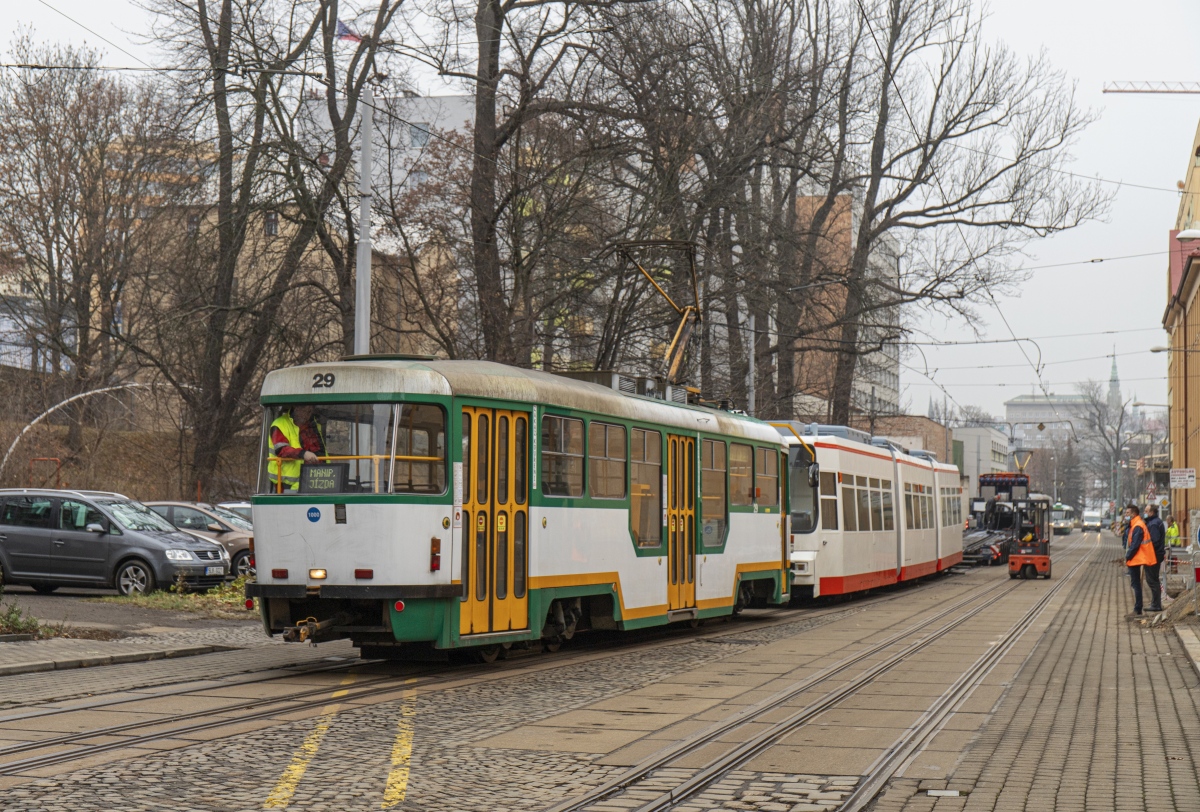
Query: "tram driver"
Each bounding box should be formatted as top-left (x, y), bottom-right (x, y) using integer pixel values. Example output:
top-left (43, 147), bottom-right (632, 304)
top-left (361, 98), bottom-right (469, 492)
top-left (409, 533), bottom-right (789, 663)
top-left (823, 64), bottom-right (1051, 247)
top-left (268, 404), bottom-right (327, 491)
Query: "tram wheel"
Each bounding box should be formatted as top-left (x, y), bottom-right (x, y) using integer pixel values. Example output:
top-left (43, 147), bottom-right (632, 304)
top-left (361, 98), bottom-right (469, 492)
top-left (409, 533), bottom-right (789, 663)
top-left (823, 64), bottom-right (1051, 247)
top-left (473, 644), bottom-right (503, 664)
top-left (542, 639), bottom-right (562, 653)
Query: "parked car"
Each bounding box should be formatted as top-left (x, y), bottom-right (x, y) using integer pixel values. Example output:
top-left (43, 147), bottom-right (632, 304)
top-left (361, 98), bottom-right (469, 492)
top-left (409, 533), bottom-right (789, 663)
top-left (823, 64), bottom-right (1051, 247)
top-left (145, 501), bottom-right (254, 578)
top-left (217, 501), bottom-right (252, 522)
top-left (0, 489), bottom-right (229, 595)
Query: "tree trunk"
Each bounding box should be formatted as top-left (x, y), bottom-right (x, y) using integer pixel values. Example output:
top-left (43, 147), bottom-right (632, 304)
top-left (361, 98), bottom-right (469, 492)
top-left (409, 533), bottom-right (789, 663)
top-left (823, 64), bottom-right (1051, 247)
top-left (471, 0), bottom-right (513, 363)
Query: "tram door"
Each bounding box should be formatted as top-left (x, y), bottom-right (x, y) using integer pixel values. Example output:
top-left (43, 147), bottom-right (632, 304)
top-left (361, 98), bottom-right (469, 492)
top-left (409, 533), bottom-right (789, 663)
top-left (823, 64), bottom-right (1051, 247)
top-left (667, 435), bottom-right (697, 611)
top-left (460, 407), bottom-right (530, 636)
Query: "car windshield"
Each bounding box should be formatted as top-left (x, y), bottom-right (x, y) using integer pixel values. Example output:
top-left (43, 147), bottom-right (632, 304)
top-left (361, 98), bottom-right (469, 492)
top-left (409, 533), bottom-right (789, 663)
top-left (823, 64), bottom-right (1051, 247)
top-left (98, 499), bottom-right (179, 532)
top-left (212, 506), bottom-right (252, 531)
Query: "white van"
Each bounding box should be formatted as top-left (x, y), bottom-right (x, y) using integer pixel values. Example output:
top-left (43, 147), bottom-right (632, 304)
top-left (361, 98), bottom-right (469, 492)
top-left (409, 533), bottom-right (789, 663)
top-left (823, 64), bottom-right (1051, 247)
top-left (1081, 510), bottom-right (1103, 532)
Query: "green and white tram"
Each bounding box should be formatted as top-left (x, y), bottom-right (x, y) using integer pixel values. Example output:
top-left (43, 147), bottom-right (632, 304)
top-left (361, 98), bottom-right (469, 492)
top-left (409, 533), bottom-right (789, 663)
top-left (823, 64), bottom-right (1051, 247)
top-left (1049, 503), bottom-right (1075, 535)
top-left (246, 357), bottom-right (791, 660)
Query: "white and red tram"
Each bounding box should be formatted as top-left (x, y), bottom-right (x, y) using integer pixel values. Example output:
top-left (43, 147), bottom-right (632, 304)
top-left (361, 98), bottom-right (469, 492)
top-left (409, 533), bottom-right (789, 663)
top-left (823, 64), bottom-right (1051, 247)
top-left (776, 423), bottom-right (964, 598)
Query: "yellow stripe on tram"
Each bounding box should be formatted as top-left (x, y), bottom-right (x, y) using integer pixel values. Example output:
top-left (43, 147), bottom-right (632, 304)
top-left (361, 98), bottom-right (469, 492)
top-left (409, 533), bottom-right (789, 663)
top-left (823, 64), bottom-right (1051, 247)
top-left (263, 673), bottom-right (358, 809)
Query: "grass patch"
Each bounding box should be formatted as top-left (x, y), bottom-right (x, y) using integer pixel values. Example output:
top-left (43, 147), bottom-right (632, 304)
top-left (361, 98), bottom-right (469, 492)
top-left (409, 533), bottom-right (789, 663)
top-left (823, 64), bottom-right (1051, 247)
top-left (0, 586), bottom-right (91, 639)
top-left (93, 576), bottom-right (257, 618)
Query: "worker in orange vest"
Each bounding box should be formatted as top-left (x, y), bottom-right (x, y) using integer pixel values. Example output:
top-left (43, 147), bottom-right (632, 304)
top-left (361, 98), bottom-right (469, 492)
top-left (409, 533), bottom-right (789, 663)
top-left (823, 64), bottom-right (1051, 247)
top-left (1124, 504), bottom-right (1156, 619)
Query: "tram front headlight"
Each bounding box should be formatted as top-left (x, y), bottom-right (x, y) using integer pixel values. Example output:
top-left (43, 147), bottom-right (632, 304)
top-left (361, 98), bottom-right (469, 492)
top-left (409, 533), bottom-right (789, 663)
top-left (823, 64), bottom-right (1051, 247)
top-left (309, 568), bottom-right (327, 580)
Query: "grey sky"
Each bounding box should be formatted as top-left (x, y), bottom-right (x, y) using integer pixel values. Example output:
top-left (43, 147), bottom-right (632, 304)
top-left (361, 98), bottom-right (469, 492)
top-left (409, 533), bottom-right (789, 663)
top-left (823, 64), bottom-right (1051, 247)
top-left (8, 0), bottom-right (1198, 419)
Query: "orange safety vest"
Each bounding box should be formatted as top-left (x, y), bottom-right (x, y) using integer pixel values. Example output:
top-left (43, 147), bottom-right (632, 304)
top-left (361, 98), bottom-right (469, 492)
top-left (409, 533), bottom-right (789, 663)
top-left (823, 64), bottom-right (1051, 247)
top-left (1126, 516), bottom-right (1156, 567)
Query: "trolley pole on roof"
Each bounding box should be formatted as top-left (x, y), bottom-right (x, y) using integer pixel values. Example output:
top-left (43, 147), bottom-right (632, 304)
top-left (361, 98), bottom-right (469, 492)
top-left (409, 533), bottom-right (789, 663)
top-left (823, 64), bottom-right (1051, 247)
top-left (354, 82), bottom-right (374, 356)
top-left (747, 314), bottom-right (756, 417)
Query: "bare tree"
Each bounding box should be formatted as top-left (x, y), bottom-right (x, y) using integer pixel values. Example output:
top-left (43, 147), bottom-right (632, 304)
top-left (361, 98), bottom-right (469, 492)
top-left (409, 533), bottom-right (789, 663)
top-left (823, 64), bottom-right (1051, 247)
top-left (1076, 379), bottom-right (1131, 508)
top-left (823, 0), bottom-right (1107, 424)
top-left (127, 0), bottom-right (405, 494)
top-left (0, 36), bottom-right (185, 451)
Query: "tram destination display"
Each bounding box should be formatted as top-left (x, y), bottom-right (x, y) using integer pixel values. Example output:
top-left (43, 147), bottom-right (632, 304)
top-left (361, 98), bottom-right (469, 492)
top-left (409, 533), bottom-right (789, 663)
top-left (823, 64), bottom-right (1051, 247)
top-left (300, 463), bottom-right (349, 493)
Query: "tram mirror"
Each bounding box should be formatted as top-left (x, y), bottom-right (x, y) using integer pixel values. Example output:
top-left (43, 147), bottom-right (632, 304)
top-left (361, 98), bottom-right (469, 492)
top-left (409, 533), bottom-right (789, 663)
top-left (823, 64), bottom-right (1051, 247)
top-left (807, 463), bottom-right (820, 488)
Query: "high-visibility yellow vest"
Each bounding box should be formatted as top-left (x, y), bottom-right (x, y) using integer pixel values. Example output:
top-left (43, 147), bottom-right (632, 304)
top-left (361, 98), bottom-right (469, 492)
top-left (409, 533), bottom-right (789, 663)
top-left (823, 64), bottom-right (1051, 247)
top-left (268, 413), bottom-right (323, 491)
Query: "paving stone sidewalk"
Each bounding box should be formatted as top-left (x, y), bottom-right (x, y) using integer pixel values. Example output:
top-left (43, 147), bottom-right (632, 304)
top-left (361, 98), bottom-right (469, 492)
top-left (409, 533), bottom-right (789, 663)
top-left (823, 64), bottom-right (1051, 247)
top-left (0, 627), bottom-right (358, 709)
top-left (871, 533), bottom-right (1200, 812)
top-left (0, 624), bottom-right (277, 673)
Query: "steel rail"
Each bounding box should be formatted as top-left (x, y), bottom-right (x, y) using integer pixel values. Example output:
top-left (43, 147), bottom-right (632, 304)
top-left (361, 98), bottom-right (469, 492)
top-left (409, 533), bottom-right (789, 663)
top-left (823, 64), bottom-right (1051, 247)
top-left (548, 536), bottom-right (1091, 812)
top-left (0, 581), bottom-right (942, 774)
top-left (0, 560), bottom-right (951, 727)
top-left (838, 542), bottom-right (1098, 811)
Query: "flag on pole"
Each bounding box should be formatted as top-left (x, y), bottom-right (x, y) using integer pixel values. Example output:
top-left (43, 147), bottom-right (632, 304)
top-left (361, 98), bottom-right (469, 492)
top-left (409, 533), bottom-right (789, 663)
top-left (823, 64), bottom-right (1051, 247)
top-left (336, 20), bottom-right (362, 43)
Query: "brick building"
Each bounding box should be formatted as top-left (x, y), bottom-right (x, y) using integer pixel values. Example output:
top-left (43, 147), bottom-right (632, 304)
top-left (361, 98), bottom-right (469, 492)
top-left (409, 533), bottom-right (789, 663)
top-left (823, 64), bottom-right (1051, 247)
top-left (1163, 118), bottom-right (1200, 540)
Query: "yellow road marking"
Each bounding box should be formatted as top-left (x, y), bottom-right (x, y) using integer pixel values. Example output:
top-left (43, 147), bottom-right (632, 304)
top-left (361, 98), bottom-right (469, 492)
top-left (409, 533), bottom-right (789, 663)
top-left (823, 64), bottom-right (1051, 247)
top-left (263, 674), bottom-right (358, 809)
top-left (381, 678), bottom-right (420, 809)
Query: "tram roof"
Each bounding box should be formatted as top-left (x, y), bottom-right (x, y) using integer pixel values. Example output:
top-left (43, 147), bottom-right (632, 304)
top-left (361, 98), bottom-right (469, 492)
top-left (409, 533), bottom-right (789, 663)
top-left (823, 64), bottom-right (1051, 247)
top-left (261, 358), bottom-right (781, 443)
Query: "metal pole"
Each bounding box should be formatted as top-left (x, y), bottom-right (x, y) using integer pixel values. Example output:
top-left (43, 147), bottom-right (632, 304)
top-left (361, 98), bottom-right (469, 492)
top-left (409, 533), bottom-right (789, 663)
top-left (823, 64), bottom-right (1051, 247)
top-left (747, 314), bottom-right (755, 417)
top-left (354, 82), bottom-right (374, 357)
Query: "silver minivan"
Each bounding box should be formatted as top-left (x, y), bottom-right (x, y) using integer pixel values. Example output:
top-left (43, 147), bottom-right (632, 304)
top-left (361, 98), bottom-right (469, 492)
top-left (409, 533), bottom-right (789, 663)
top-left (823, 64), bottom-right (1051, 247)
top-left (0, 489), bottom-right (229, 595)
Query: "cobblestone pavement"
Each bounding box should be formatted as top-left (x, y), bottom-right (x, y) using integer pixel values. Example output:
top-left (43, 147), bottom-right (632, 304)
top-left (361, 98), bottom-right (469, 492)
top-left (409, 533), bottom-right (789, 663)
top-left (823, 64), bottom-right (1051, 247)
top-left (7, 540), bottom-right (1180, 812)
top-left (868, 532), bottom-right (1200, 812)
top-left (0, 570), bottom-right (1001, 811)
top-left (0, 639), bottom-right (358, 709)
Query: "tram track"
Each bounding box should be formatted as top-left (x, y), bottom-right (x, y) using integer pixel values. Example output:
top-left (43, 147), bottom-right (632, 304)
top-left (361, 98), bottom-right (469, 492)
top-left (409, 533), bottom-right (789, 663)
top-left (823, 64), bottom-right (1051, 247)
top-left (0, 567), bottom-right (984, 777)
top-left (546, 536), bottom-right (1096, 812)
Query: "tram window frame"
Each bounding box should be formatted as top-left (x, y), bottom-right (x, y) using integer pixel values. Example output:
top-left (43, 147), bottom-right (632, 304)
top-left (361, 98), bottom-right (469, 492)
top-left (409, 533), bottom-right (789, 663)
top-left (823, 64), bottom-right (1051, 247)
top-left (788, 445), bottom-right (818, 534)
top-left (588, 422), bottom-right (627, 500)
top-left (730, 443), bottom-right (754, 506)
top-left (391, 404), bottom-right (448, 495)
top-left (541, 414), bottom-right (585, 497)
top-left (881, 480), bottom-right (894, 531)
top-left (755, 447), bottom-right (779, 507)
top-left (700, 439), bottom-right (728, 544)
top-left (819, 472), bottom-right (838, 531)
top-left (841, 477), bottom-right (857, 532)
top-left (630, 428), bottom-right (662, 547)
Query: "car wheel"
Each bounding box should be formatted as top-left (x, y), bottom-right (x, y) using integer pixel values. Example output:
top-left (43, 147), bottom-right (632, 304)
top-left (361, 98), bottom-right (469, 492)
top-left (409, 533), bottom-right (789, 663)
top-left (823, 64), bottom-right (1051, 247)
top-left (31, 584), bottom-right (58, 594)
top-left (232, 551), bottom-right (256, 579)
top-left (116, 561), bottom-right (156, 596)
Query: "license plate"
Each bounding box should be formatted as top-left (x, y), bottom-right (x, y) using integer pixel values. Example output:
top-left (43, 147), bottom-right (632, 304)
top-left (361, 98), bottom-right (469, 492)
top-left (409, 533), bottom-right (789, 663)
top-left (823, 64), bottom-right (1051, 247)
top-left (205, 566), bottom-right (224, 576)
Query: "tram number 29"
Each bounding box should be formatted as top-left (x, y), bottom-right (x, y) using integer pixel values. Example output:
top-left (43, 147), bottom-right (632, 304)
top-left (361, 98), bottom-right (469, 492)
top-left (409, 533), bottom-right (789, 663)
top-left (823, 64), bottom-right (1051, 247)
top-left (312, 373), bottom-right (336, 389)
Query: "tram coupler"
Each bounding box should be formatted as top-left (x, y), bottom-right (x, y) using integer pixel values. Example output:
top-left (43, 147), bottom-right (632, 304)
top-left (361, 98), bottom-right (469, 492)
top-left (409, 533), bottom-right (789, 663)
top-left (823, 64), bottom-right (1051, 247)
top-left (283, 613), bottom-right (350, 646)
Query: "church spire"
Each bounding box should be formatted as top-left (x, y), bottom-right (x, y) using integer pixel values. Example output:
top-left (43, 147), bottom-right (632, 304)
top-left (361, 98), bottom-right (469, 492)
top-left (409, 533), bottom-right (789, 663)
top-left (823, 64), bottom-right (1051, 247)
top-left (1107, 347), bottom-right (1121, 416)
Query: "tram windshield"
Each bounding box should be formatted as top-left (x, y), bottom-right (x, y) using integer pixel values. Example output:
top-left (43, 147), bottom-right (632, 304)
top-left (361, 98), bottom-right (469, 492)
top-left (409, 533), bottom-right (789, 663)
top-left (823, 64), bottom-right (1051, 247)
top-left (1050, 506), bottom-right (1074, 523)
top-left (260, 402), bottom-right (446, 495)
top-left (788, 445), bottom-right (818, 533)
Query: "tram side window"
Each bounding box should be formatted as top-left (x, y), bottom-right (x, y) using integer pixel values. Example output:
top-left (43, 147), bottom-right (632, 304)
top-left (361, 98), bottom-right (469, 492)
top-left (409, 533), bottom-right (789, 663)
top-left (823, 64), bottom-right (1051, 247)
top-left (730, 444), bottom-right (754, 506)
top-left (393, 404), bottom-right (447, 495)
top-left (881, 480), bottom-right (895, 531)
top-left (589, 422), bottom-right (627, 499)
top-left (630, 428), bottom-right (662, 546)
top-left (842, 477), bottom-right (857, 532)
top-left (755, 448), bottom-right (779, 507)
top-left (856, 476), bottom-right (871, 531)
top-left (701, 439), bottom-right (728, 543)
top-left (904, 483), bottom-right (915, 530)
top-left (819, 472), bottom-right (838, 531)
top-left (541, 415), bottom-right (585, 497)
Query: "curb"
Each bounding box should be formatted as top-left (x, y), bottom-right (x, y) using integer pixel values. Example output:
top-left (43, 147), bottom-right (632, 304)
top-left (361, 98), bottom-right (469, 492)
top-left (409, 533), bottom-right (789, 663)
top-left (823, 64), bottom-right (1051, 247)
top-left (0, 644), bottom-right (237, 677)
top-left (1174, 624), bottom-right (1200, 680)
